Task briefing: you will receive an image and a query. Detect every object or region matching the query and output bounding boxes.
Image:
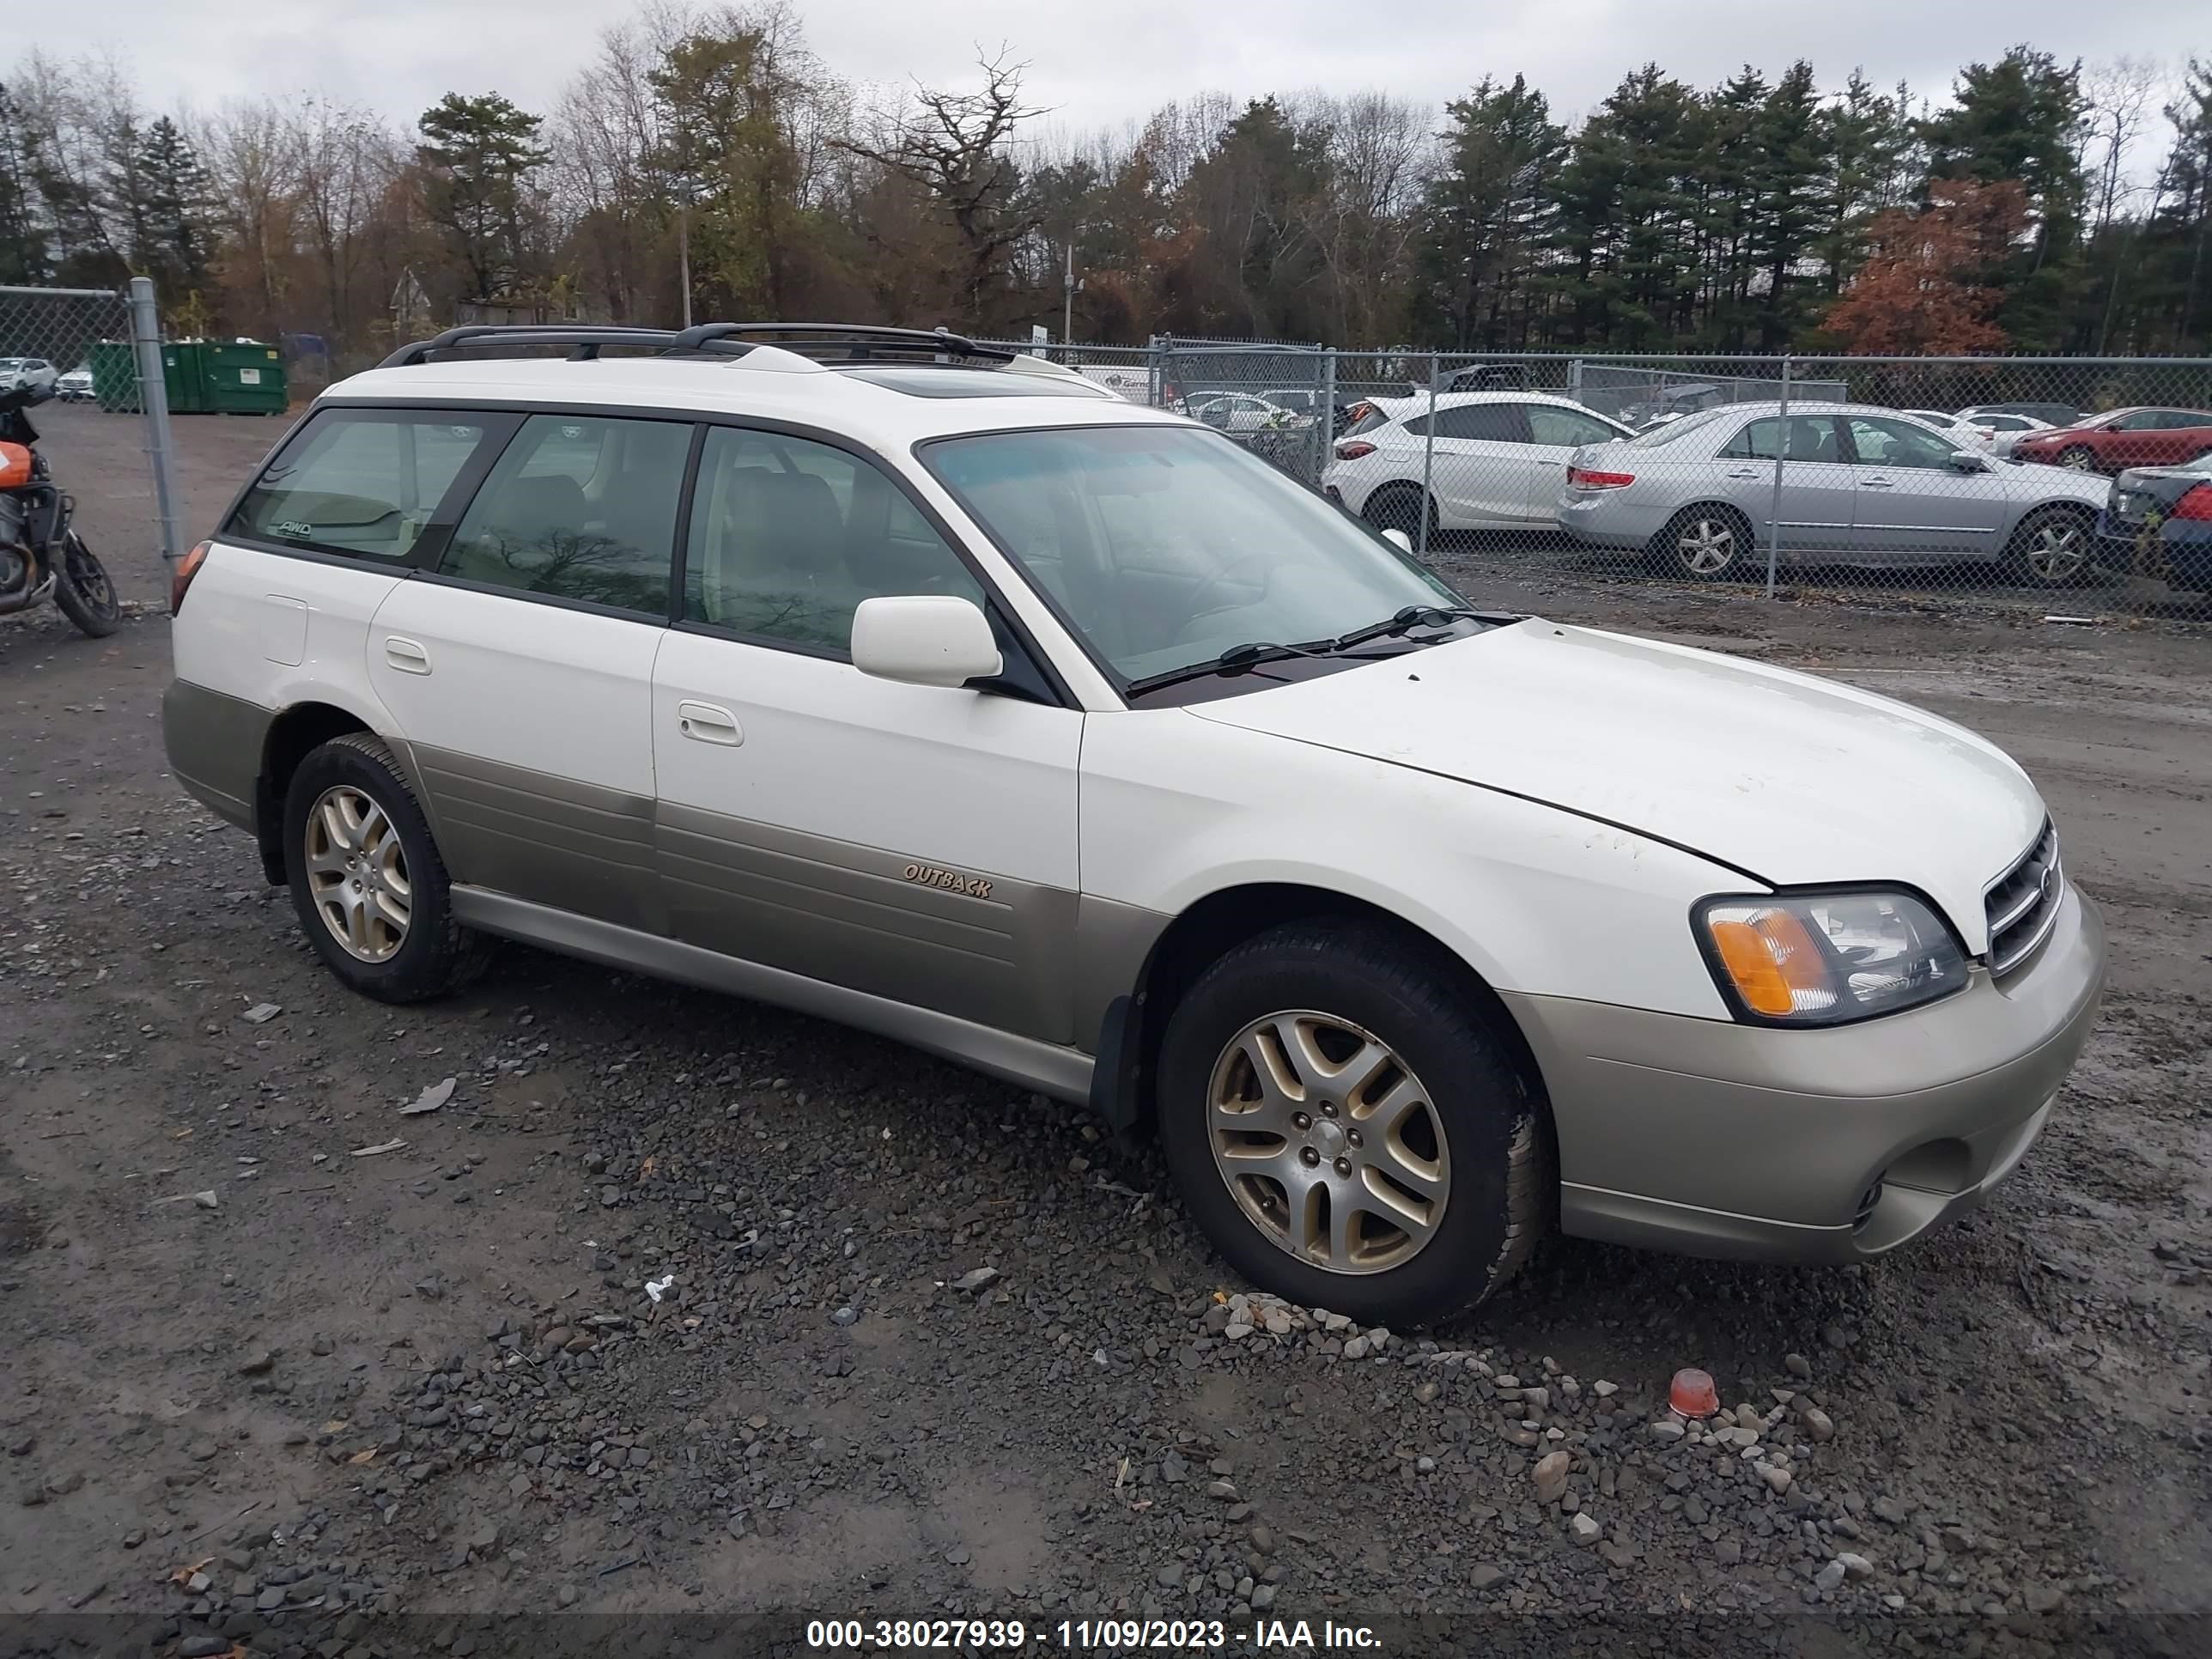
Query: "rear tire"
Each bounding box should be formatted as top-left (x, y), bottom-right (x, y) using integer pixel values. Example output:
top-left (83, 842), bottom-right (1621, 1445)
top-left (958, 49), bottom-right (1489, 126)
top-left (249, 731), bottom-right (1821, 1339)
top-left (1648, 504), bottom-right (1756, 580)
top-left (283, 733), bottom-right (495, 1003)
top-left (2005, 504), bottom-right (2094, 587)
top-left (51, 532), bottom-right (121, 637)
top-left (1361, 485), bottom-right (1437, 546)
top-left (1156, 921), bottom-right (1552, 1328)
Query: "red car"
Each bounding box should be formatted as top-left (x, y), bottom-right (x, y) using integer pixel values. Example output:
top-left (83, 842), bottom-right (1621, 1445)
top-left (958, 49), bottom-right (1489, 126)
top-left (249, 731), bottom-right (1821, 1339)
top-left (2012, 407), bottom-right (2212, 474)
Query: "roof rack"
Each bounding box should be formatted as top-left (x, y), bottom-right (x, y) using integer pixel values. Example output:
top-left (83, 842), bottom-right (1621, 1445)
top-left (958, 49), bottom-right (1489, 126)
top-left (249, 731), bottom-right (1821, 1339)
top-left (377, 320), bottom-right (1014, 371)
top-left (666, 322), bottom-right (1013, 362)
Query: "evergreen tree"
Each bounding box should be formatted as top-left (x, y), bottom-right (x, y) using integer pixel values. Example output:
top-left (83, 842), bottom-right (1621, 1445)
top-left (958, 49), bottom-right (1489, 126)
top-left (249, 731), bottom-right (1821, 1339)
top-left (0, 81), bottom-right (48, 283)
top-left (1417, 76), bottom-right (1565, 349)
top-left (416, 92), bottom-right (551, 301)
top-left (135, 116), bottom-right (215, 299)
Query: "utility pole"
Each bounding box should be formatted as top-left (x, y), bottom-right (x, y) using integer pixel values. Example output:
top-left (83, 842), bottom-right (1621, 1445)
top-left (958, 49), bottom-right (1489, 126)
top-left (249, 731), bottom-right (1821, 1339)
top-left (678, 203), bottom-right (693, 330)
top-left (1062, 234), bottom-right (1076, 350)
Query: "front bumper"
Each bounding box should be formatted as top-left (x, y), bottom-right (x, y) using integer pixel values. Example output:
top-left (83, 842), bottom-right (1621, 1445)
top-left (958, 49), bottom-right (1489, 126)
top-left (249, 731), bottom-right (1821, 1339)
top-left (1503, 884), bottom-right (2106, 1263)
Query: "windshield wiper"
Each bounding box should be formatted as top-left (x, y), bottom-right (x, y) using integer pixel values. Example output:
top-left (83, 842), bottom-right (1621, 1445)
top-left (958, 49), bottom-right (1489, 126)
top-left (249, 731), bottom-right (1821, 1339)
top-left (1125, 639), bottom-right (1377, 697)
top-left (1328, 605), bottom-right (1488, 652)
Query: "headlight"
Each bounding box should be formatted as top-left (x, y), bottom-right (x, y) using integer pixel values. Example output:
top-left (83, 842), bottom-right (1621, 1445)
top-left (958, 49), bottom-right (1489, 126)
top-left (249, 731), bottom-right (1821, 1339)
top-left (1694, 890), bottom-right (1969, 1026)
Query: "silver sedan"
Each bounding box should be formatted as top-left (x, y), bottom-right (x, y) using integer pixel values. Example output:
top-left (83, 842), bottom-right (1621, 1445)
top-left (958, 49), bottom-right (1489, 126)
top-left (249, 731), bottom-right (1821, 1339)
top-left (1555, 402), bottom-right (2112, 587)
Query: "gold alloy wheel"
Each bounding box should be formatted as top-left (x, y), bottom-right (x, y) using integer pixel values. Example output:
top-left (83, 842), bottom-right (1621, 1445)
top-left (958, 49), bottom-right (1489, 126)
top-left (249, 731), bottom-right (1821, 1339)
top-left (1206, 1010), bottom-right (1450, 1274)
top-left (304, 785), bottom-right (412, 963)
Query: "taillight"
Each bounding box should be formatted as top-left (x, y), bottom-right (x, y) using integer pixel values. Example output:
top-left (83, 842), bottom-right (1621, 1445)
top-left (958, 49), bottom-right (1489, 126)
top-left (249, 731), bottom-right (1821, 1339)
top-left (1568, 465), bottom-right (1635, 489)
top-left (1334, 441), bottom-right (1376, 460)
top-left (171, 539), bottom-right (210, 615)
top-left (2172, 484), bottom-right (2212, 521)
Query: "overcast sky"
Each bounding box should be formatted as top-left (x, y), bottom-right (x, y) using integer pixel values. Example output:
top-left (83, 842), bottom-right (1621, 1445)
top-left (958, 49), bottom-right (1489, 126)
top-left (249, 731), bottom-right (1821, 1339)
top-left (22, 0), bottom-right (2196, 142)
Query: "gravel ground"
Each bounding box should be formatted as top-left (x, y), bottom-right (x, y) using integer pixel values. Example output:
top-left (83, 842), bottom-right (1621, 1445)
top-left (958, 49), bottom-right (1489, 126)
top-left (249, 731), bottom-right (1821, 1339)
top-left (0, 404), bottom-right (2207, 1656)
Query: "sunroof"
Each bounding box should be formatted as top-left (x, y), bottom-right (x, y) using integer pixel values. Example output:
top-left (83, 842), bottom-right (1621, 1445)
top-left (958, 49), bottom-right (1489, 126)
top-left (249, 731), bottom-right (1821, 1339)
top-left (842, 366), bottom-right (1112, 399)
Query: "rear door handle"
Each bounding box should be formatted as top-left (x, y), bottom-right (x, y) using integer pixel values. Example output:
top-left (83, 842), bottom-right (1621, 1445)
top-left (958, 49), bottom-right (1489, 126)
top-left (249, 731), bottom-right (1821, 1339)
top-left (677, 701), bottom-right (743, 746)
top-left (1724, 468), bottom-right (1761, 479)
top-left (384, 637), bottom-right (431, 674)
top-left (1858, 477), bottom-right (1894, 489)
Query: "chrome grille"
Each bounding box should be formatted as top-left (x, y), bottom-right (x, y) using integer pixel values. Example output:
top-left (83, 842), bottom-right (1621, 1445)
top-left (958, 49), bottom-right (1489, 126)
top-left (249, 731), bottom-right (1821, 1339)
top-left (1984, 821), bottom-right (2063, 977)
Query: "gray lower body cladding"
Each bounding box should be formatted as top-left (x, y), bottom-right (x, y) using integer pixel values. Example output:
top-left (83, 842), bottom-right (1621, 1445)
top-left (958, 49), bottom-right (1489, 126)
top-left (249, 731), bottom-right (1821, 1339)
top-left (162, 680), bottom-right (270, 834)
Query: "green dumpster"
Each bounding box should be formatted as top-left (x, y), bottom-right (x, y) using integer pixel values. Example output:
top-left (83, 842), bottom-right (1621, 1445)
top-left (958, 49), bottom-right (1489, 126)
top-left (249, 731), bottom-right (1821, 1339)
top-left (200, 342), bottom-right (287, 415)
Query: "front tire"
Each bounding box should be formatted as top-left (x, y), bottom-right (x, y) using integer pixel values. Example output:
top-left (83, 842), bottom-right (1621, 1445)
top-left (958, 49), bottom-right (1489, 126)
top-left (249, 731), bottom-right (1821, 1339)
top-left (2055, 445), bottom-right (2098, 472)
top-left (52, 532), bottom-right (121, 637)
top-left (1648, 504), bottom-right (1756, 580)
top-left (1157, 922), bottom-right (1551, 1328)
top-left (283, 733), bottom-right (494, 1002)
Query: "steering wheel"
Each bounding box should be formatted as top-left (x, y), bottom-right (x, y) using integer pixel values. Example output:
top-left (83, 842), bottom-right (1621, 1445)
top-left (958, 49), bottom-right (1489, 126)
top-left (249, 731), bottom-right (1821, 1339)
top-left (1174, 554), bottom-right (1274, 639)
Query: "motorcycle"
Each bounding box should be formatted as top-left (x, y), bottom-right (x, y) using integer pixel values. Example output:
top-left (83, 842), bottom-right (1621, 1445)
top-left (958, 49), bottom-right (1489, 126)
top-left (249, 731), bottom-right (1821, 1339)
top-left (2, 383), bottom-right (120, 637)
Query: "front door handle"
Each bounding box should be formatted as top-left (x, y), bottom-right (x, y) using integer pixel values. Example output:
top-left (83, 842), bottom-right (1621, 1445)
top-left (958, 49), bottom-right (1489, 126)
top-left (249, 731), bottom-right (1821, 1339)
top-left (677, 701), bottom-right (743, 746)
top-left (1858, 477), bottom-right (1895, 489)
top-left (1724, 467), bottom-right (1761, 479)
top-left (384, 637), bottom-right (431, 674)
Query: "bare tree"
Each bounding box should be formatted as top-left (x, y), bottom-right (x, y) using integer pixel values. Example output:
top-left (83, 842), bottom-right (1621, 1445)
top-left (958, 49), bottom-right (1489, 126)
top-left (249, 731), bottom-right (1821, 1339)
top-left (837, 49), bottom-right (1044, 327)
top-left (2083, 56), bottom-right (2163, 233)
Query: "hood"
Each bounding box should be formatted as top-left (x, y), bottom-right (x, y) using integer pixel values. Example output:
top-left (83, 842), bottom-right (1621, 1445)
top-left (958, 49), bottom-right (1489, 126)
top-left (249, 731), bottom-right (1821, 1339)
top-left (1187, 621), bottom-right (2045, 951)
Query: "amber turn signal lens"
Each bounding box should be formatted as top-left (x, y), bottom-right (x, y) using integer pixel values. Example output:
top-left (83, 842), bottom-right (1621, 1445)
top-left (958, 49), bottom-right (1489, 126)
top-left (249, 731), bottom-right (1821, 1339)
top-left (1709, 909), bottom-right (1826, 1017)
top-left (171, 539), bottom-right (210, 616)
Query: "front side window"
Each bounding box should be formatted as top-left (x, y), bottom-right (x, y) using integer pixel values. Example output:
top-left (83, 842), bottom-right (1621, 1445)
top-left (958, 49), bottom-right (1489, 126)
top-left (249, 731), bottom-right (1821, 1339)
top-left (684, 427), bottom-right (983, 652)
top-left (924, 425), bottom-right (1462, 686)
top-left (1527, 405), bottom-right (1624, 447)
top-left (229, 410), bottom-right (493, 561)
top-left (1846, 416), bottom-right (1961, 470)
top-left (441, 415), bottom-right (690, 614)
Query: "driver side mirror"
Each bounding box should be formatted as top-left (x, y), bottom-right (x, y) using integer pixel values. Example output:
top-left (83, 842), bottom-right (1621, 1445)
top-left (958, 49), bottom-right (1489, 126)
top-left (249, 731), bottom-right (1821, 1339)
top-left (1948, 450), bottom-right (1990, 472)
top-left (851, 595), bottom-right (1002, 689)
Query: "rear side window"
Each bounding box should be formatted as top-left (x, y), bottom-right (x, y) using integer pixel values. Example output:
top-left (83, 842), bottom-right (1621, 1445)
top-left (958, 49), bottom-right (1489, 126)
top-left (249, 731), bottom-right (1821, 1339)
top-left (440, 415), bottom-right (692, 615)
top-left (1406, 404), bottom-right (1527, 442)
top-left (229, 410), bottom-right (492, 560)
top-left (1721, 416), bottom-right (1843, 463)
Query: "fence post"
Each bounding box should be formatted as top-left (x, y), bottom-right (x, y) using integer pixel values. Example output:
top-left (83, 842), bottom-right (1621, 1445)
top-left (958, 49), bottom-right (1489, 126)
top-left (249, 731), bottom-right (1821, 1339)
top-left (1417, 354), bottom-right (1438, 562)
top-left (126, 276), bottom-right (183, 564)
top-left (1316, 347), bottom-right (1336, 485)
top-left (1765, 355), bottom-right (1790, 600)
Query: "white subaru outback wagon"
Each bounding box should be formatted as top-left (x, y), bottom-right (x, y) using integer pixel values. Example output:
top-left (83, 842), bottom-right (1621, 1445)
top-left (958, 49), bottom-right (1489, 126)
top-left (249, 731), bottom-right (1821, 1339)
top-left (163, 322), bottom-right (2106, 1328)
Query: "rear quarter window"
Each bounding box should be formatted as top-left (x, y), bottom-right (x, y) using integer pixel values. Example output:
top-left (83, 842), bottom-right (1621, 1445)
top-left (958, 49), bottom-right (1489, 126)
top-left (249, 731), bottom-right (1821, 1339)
top-left (228, 410), bottom-right (497, 561)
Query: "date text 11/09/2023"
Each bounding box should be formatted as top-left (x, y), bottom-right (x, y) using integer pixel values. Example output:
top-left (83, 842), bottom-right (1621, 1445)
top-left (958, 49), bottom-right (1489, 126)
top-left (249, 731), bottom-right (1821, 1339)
top-left (804, 1618), bottom-right (1385, 1650)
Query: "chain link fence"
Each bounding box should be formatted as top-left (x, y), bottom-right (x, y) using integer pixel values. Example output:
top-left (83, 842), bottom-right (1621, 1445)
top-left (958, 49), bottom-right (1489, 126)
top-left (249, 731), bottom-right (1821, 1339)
top-left (996, 339), bottom-right (2212, 624)
top-left (0, 280), bottom-right (183, 572)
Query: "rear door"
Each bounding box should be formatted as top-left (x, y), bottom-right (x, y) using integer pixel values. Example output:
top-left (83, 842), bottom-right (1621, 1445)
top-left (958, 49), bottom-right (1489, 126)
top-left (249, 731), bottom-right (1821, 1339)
top-left (1523, 404), bottom-right (1631, 523)
top-left (2146, 411), bottom-right (2212, 465)
top-left (1419, 401), bottom-right (1540, 526)
top-left (1842, 415), bottom-right (2009, 557)
top-left (1711, 413), bottom-right (1856, 553)
top-left (366, 411), bottom-right (695, 932)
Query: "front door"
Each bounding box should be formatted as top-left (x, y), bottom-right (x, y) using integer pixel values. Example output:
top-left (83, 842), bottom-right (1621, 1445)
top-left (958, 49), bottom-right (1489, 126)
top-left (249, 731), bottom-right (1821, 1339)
top-left (1841, 415), bottom-right (2009, 558)
top-left (1523, 404), bottom-right (1630, 523)
top-left (650, 425), bottom-right (1085, 1043)
top-left (367, 411), bottom-right (695, 932)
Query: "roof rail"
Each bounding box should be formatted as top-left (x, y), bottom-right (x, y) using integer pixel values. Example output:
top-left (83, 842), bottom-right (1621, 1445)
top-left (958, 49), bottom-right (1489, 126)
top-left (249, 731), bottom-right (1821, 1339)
top-left (378, 320), bottom-right (1016, 371)
top-left (379, 325), bottom-right (683, 368)
top-left (665, 322), bottom-right (1014, 362)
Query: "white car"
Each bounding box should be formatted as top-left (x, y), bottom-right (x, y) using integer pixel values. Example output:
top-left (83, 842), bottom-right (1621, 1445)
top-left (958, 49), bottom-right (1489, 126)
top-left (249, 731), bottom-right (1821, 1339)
top-left (1965, 411), bottom-right (2054, 458)
top-left (161, 321), bottom-right (2106, 1328)
top-left (1324, 392), bottom-right (1637, 536)
top-left (0, 357), bottom-right (58, 394)
top-left (54, 364), bottom-right (95, 402)
top-left (1183, 392), bottom-right (1312, 434)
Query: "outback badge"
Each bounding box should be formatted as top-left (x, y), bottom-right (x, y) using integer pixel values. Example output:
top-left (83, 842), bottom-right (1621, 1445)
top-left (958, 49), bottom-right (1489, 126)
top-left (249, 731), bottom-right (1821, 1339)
top-left (902, 861), bottom-right (993, 900)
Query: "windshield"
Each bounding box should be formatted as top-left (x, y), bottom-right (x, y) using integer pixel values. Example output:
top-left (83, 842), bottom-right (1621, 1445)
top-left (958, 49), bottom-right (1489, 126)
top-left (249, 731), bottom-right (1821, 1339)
top-left (922, 425), bottom-right (1464, 685)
